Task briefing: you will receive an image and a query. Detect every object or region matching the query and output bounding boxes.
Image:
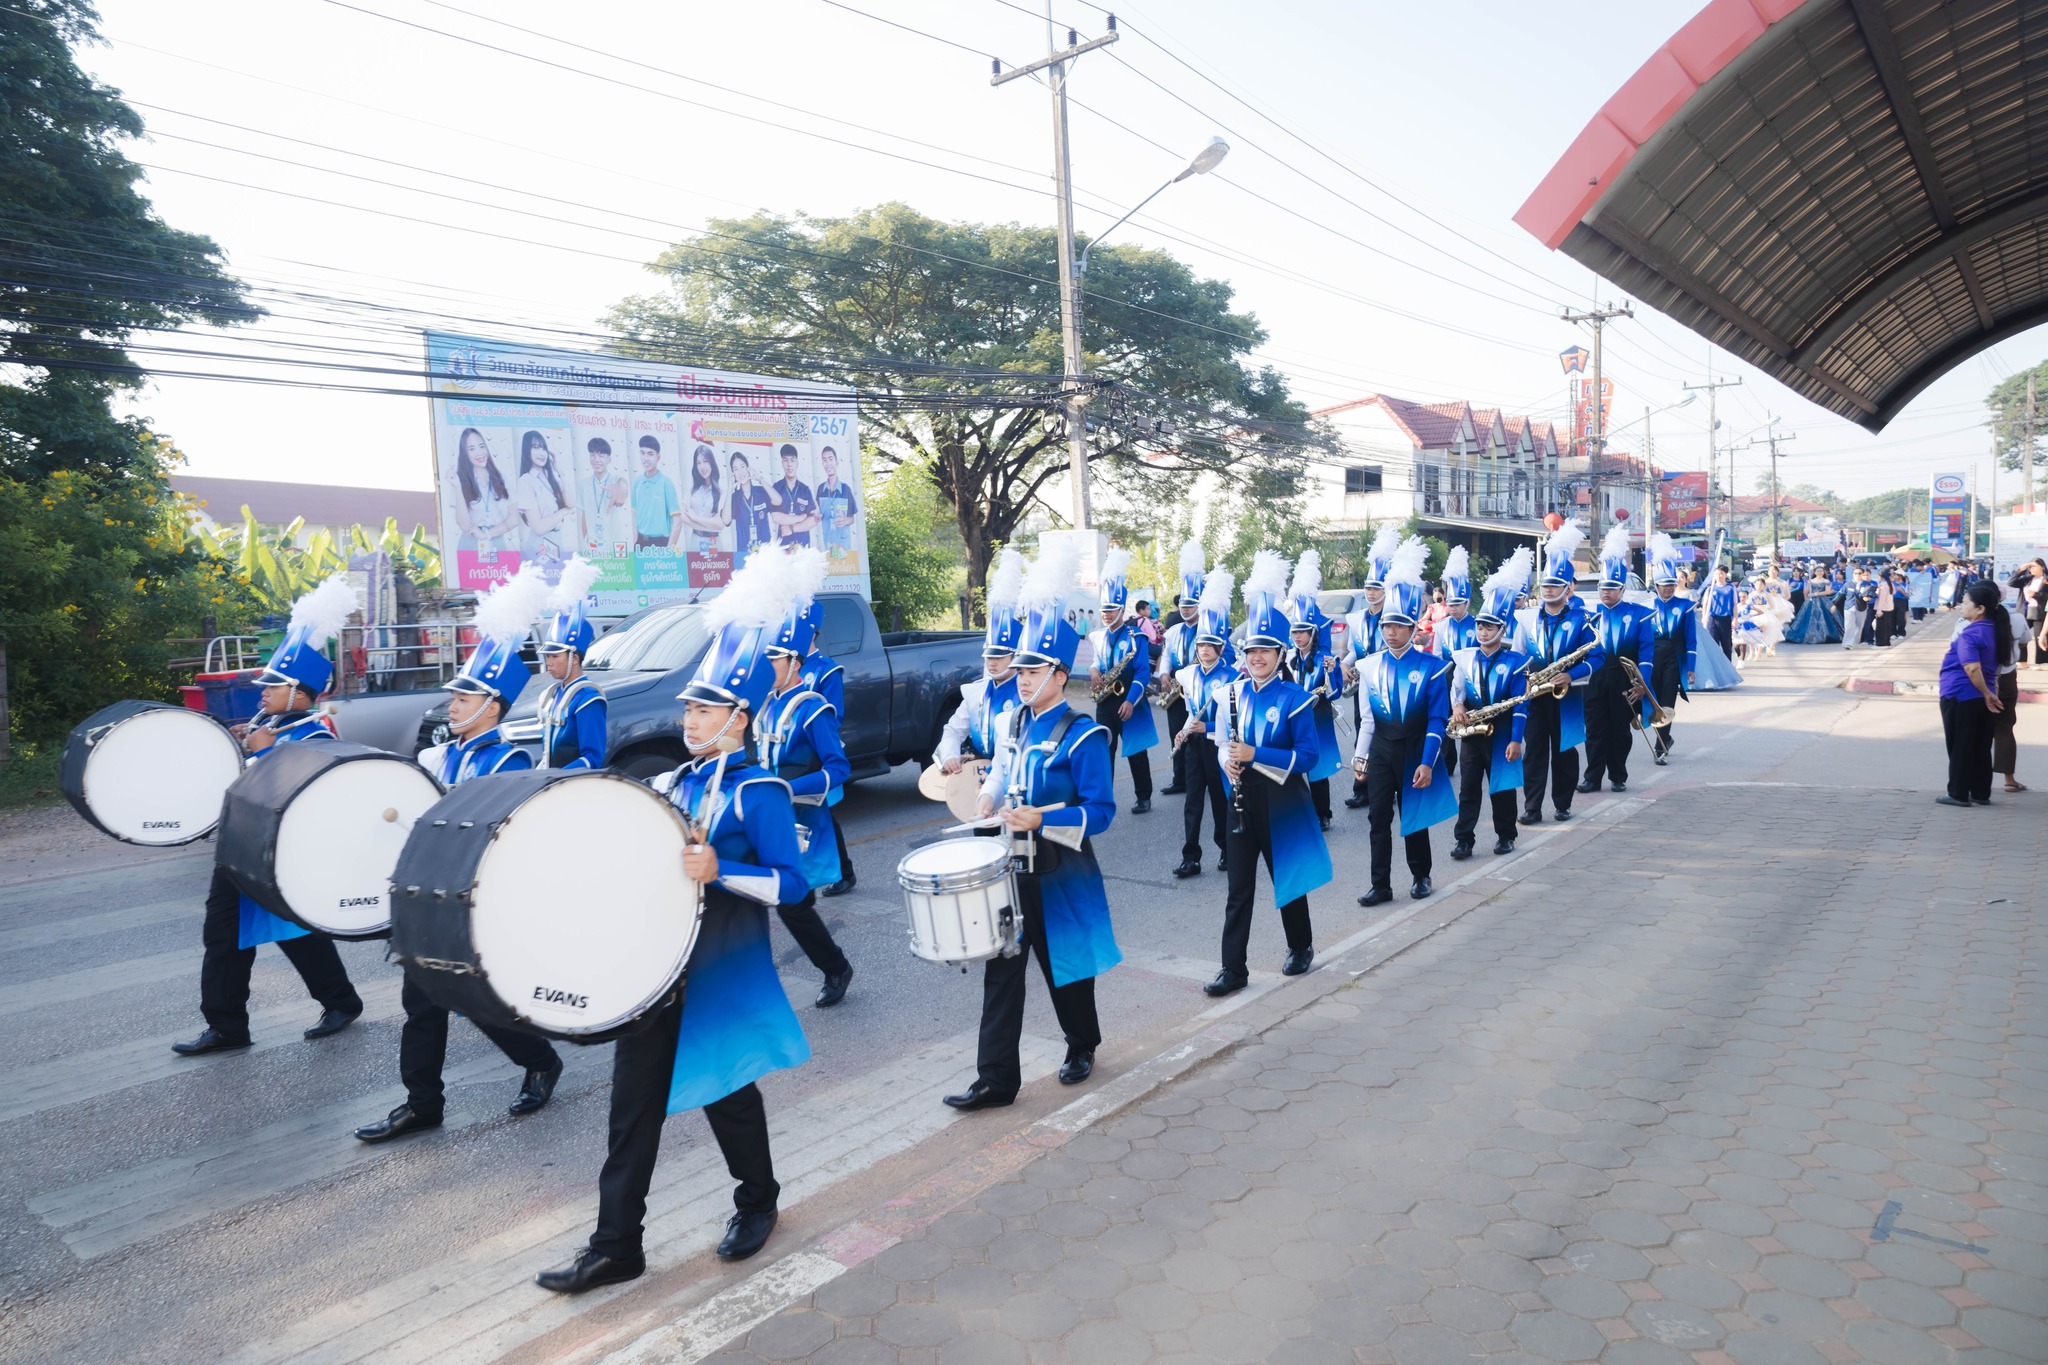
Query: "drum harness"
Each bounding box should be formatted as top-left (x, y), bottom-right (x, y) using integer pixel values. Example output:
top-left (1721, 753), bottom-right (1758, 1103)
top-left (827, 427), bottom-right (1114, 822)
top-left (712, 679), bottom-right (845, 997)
top-left (1001, 703), bottom-right (1084, 875)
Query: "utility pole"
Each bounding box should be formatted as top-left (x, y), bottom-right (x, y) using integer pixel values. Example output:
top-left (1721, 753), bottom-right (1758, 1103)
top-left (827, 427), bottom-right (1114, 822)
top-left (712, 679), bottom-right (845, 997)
top-left (1762, 418), bottom-right (1795, 567)
top-left (1684, 375), bottom-right (1743, 566)
top-left (2027, 372), bottom-right (2037, 518)
top-left (1562, 302), bottom-right (1632, 540)
top-left (992, 13), bottom-right (1119, 531)
top-left (1991, 428), bottom-right (2001, 571)
top-left (1643, 403), bottom-right (1657, 542)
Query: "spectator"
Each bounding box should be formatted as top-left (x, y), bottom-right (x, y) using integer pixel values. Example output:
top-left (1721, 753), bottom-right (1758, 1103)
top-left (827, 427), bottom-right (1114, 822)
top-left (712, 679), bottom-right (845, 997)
top-left (1132, 599), bottom-right (1162, 645)
top-left (1994, 589), bottom-right (2028, 793)
top-left (1936, 580), bottom-right (2007, 807)
top-left (2008, 558), bottom-right (2047, 668)
top-left (1844, 566), bottom-right (1874, 649)
top-left (1873, 571), bottom-right (1896, 648)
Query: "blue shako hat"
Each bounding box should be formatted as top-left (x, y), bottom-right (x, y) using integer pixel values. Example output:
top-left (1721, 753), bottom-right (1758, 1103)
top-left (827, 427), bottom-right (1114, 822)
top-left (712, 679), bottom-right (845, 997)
top-left (1177, 537), bottom-right (1205, 606)
top-left (1381, 537), bottom-right (1429, 627)
top-left (1540, 522), bottom-right (1586, 589)
top-left (538, 556), bottom-right (601, 656)
top-left (1598, 525), bottom-right (1632, 590)
top-left (1441, 545), bottom-right (1471, 604)
top-left (1196, 564), bottom-right (1235, 646)
top-left (1286, 548), bottom-right (1329, 648)
top-left (1098, 545), bottom-right (1133, 614)
top-left (1363, 523), bottom-right (1401, 587)
top-left (1476, 547), bottom-right (1533, 626)
top-left (1241, 550), bottom-right (1292, 648)
top-left (1016, 537), bottom-right (1083, 671)
top-left (258, 574), bottom-right (356, 696)
top-left (682, 546), bottom-right (828, 713)
top-left (768, 598), bottom-right (822, 658)
top-left (1648, 532), bottom-right (1681, 586)
top-left (983, 546), bottom-right (1027, 657)
top-left (448, 562), bottom-right (553, 703)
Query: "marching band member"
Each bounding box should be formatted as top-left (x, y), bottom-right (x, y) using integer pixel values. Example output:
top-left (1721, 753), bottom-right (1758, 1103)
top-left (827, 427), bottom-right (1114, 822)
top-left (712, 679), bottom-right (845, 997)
top-left (935, 547), bottom-right (1026, 773)
top-left (1520, 523), bottom-right (1602, 825)
top-left (1285, 549), bottom-right (1343, 831)
top-left (950, 539), bottom-right (1121, 1109)
top-left (536, 557), bottom-right (607, 770)
top-left (1645, 534), bottom-right (1696, 764)
top-left (1205, 551), bottom-right (1332, 997)
top-left (1580, 526), bottom-right (1656, 795)
top-left (1088, 547), bottom-right (1158, 814)
top-left (358, 566), bottom-right (564, 1143)
top-left (539, 548), bottom-right (817, 1291)
top-left (1449, 549), bottom-right (1532, 859)
top-left (796, 604), bottom-right (856, 895)
top-left (1156, 539), bottom-right (1206, 797)
top-left (1341, 523), bottom-right (1400, 809)
top-left (174, 577), bottom-right (365, 1057)
top-left (1351, 539), bottom-right (1455, 904)
top-left (1171, 566), bottom-right (1238, 879)
top-left (757, 552), bottom-right (857, 1009)
top-left (1432, 546), bottom-right (1478, 657)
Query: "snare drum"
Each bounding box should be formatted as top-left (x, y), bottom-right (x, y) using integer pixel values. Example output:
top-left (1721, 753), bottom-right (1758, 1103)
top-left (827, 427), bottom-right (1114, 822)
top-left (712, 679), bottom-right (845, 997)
top-left (897, 836), bottom-right (1021, 966)
top-left (390, 770), bottom-right (701, 1042)
top-left (60, 700), bottom-right (244, 846)
top-left (216, 740), bottom-right (445, 938)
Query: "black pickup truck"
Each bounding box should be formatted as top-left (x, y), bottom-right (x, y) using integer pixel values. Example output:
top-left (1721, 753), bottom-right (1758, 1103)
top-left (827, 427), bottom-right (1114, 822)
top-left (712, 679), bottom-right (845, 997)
top-left (434, 593), bottom-right (983, 782)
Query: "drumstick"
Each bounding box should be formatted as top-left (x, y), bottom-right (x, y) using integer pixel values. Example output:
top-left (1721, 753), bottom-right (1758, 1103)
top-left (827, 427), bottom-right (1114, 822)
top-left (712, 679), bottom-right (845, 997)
top-left (690, 751), bottom-right (731, 846)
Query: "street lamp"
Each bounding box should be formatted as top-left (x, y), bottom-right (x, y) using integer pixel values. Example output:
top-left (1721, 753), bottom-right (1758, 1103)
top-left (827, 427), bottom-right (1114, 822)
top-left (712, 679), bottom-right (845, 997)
top-left (1077, 138), bottom-right (1230, 279)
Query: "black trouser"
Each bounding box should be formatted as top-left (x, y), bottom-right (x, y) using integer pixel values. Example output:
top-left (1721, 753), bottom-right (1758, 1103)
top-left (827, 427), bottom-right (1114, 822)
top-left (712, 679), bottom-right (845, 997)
top-left (977, 872), bottom-right (1100, 1096)
top-left (398, 969), bottom-right (559, 1120)
top-left (1220, 774), bottom-right (1314, 975)
top-left (1894, 600), bottom-right (1908, 636)
top-left (1876, 608), bottom-right (1895, 647)
top-left (1940, 694), bottom-right (1994, 803)
top-left (831, 818), bottom-right (853, 886)
top-left (1095, 696), bottom-right (1152, 800)
top-left (1913, 606), bottom-right (1929, 622)
top-left (1350, 688), bottom-right (1370, 802)
top-left (1521, 689), bottom-right (1579, 814)
top-left (1365, 737), bottom-right (1432, 890)
top-left (1649, 634), bottom-right (1684, 753)
top-left (1181, 736), bottom-right (1230, 863)
top-left (1791, 590), bottom-right (1805, 613)
top-left (1453, 736), bottom-right (1517, 845)
top-left (1163, 697), bottom-right (1189, 789)
top-left (1994, 670), bottom-right (2020, 777)
top-left (1581, 660), bottom-right (1634, 788)
top-left (1309, 777), bottom-right (1332, 823)
top-left (1709, 614), bottom-right (1734, 658)
top-left (594, 990), bottom-right (777, 1260)
top-left (199, 865), bottom-right (361, 1040)
top-left (777, 890), bottom-right (851, 977)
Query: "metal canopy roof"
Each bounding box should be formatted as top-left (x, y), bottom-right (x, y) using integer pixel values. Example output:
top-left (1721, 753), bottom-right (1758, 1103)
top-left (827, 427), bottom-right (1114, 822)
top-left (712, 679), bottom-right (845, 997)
top-left (1515, 0), bottom-right (2047, 432)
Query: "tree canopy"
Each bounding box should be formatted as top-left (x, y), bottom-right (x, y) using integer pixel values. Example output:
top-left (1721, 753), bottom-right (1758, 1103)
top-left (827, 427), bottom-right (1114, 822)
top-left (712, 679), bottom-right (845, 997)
top-left (1987, 361), bottom-right (2048, 477)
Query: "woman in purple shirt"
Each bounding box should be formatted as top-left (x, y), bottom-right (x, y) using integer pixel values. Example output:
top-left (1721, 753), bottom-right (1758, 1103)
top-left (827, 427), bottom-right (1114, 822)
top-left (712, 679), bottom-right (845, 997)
top-left (1936, 581), bottom-right (2009, 807)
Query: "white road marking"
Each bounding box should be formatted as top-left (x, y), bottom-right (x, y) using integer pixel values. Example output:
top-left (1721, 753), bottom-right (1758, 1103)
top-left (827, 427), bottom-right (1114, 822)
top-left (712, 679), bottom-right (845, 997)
top-left (595, 1252), bottom-right (848, 1365)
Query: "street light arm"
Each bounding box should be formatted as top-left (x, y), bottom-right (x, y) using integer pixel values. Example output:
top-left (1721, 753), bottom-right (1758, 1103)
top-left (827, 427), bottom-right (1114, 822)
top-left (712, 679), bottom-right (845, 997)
top-left (1076, 176), bottom-right (1176, 278)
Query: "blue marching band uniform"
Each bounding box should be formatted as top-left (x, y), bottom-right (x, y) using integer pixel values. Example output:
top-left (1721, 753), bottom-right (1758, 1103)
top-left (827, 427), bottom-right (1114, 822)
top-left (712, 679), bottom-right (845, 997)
top-left (536, 572), bottom-right (609, 771)
top-left (1645, 535), bottom-right (1697, 763)
top-left (1090, 548), bottom-right (1160, 813)
top-left (1172, 566), bottom-right (1241, 879)
top-left (1517, 524), bottom-right (1603, 823)
top-left (1284, 552), bottom-right (1344, 829)
top-left (1448, 549), bottom-right (1533, 859)
top-left (1581, 529), bottom-right (1656, 795)
top-left (794, 615), bottom-right (857, 896)
top-left (1351, 545), bottom-right (1455, 903)
top-left (1157, 540), bottom-right (1207, 797)
top-left (1431, 547), bottom-right (1480, 659)
top-left (1341, 524), bottom-right (1399, 807)
top-left (936, 546), bottom-right (1026, 768)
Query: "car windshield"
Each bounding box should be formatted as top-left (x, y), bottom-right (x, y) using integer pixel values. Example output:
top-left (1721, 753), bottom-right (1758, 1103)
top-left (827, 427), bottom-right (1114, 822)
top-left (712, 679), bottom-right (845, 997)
top-left (583, 605), bottom-right (710, 673)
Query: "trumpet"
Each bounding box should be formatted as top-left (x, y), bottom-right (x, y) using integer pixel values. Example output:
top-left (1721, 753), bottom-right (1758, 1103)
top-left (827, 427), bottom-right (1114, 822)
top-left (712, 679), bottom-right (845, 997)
top-left (1091, 650), bottom-right (1134, 702)
top-left (1617, 656), bottom-right (1674, 730)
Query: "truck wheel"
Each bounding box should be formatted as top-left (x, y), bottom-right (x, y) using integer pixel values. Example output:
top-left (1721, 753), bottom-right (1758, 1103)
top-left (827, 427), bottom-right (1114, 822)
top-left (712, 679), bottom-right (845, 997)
top-left (617, 750), bottom-right (683, 784)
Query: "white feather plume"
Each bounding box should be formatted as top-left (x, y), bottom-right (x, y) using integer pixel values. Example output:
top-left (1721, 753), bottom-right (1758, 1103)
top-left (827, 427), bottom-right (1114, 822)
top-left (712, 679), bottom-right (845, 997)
top-left (1019, 536), bottom-right (1080, 611)
top-left (547, 555), bottom-right (602, 613)
top-left (1482, 546), bottom-right (1533, 599)
top-left (1177, 537), bottom-right (1206, 581)
top-left (985, 547), bottom-right (1027, 613)
top-left (1387, 536), bottom-right (1429, 590)
top-left (1648, 531), bottom-right (1677, 564)
top-left (703, 545), bottom-right (827, 632)
top-left (1241, 549), bottom-right (1290, 607)
top-left (1101, 544), bottom-right (1132, 587)
top-left (1443, 545), bottom-right (1469, 584)
top-left (1199, 563), bottom-right (1235, 618)
top-left (1366, 522), bottom-right (1402, 569)
top-left (471, 562), bottom-right (555, 643)
top-left (1288, 548), bottom-right (1323, 601)
top-left (1600, 523), bottom-right (1632, 566)
top-left (287, 574), bottom-right (359, 643)
top-left (1542, 522), bottom-right (1586, 576)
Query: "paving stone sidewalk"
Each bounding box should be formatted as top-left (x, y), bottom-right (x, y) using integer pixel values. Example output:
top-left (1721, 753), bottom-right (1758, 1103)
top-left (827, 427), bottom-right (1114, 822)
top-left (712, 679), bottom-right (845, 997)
top-left (701, 783), bottom-right (2047, 1365)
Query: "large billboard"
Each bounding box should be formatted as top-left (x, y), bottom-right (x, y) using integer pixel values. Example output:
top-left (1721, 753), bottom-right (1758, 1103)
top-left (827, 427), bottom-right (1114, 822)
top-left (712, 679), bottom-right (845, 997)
top-left (1928, 471), bottom-right (1968, 553)
top-left (1659, 470), bottom-right (1709, 529)
top-left (424, 331), bottom-right (868, 611)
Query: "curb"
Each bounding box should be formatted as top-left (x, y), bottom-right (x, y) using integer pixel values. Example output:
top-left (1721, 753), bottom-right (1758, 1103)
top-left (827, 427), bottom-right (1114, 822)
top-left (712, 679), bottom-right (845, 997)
top-left (1840, 677), bottom-right (2048, 702)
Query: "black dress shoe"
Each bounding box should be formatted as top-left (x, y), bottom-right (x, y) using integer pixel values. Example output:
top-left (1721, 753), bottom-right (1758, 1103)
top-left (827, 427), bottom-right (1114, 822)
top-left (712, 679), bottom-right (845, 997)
top-left (1575, 780), bottom-right (1600, 794)
top-left (1610, 780), bottom-right (1627, 792)
top-left (1935, 794), bottom-right (1972, 807)
top-left (1492, 838), bottom-right (1515, 855)
top-left (510, 1060), bottom-right (563, 1116)
top-left (1058, 1052), bottom-right (1095, 1085)
top-left (942, 1080), bottom-right (1015, 1111)
top-left (1172, 860), bottom-right (1202, 878)
top-left (171, 1028), bottom-right (252, 1057)
top-left (1358, 886), bottom-right (1395, 907)
top-left (1450, 840), bottom-right (1474, 861)
top-left (1343, 794), bottom-right (1369, 809)
top-left (1521, 807), bottom-right (1542, 824)
top-left (1654, 753), bottom-right (1669, 766)
top-left (717, 1208), bottom-right (778, 1262)
top-left (304, 1005), bottom-right (363, 1040)
top-left (1159, 783), bottom-right (1187, 796)
top-left (536, 1246), bottom-right (645, 1294)
top-left (1319, 816), bottom-right (1334, 831)
top-left (815, 964), bottom-right (854, 1008)
top-left (1203, 971), bottom-right (1248, 997)
top-left (1410, 877), bottom-right (1433, 900)
top-left (1130, 798), bottom-right (1151, 814)
top-left (1281, 947), bottom-right (1314, 976)
top-left (355, 1103), bottom-right (443, 1143)
top-left (820, 873), bottom-right (856, 897)
top-left (1552, 807), bottom-right (1572, 821)
top-left (1216, 855), bottom-right (1228, 873)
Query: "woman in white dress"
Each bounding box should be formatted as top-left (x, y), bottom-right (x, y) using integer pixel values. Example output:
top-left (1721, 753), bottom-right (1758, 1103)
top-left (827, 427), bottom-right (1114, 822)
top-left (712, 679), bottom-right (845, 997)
top-left (516, 430), bottom-right (576, 560)
top-left (682, 442), bottom-right (726, 554)
top-left (452, 427), bottom-right (518, 552)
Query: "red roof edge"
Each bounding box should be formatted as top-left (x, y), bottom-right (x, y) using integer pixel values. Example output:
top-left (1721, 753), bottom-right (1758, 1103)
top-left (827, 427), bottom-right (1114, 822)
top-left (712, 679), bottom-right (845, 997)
top-left (1512, 0), bottom-right (1813, 251)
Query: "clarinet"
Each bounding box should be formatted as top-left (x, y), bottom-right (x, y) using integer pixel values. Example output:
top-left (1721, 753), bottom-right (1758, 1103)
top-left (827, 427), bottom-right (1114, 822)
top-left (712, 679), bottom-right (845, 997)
top-left (1224, 681), bottom-right (1248, 836)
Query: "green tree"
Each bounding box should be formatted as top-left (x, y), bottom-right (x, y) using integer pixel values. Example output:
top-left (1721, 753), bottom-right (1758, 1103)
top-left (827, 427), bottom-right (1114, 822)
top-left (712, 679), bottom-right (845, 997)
top-left (606, 203), bottom-right (1327, 600)
top-left (862, 458), bottom-right (961, 630)
top-left (1988, 363), bottom-right (2048, 477)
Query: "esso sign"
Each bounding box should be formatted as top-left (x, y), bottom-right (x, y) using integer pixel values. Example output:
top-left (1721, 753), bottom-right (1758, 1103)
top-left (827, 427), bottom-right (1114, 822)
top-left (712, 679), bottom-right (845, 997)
top-left (1933, 474), bottom-right (1966, 496)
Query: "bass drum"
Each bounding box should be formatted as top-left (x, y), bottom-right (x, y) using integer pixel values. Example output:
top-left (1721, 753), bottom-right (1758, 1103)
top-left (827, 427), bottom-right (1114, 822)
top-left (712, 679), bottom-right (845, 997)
top-left (217, 740), bottom-right (445, 938)
top-left (390, 770), bottom-right (700, 1042)
top-left (60, 700), bottom-right (245, 846)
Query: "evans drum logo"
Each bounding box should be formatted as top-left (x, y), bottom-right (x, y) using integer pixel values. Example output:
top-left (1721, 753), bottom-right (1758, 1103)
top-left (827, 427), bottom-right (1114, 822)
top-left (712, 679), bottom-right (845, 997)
top-left (339, 896), bottom-right (382, 908)
top-left (533, 986), bottom-right (589, 1010)
top-left (142, 820), bottom-right (182, 830)
top-left (1932, 474), bottom-right (1966, 495)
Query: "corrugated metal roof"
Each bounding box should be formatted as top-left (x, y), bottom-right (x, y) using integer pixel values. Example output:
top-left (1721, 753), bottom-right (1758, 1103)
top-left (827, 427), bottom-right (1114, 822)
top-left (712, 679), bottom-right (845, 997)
top-left (174, 475), bottom-right (437, 531)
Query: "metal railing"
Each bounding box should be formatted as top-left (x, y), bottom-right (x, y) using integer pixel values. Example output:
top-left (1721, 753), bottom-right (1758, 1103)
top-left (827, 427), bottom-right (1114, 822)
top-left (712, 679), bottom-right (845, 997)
top-left (333, 622), bottom-right (468, 695)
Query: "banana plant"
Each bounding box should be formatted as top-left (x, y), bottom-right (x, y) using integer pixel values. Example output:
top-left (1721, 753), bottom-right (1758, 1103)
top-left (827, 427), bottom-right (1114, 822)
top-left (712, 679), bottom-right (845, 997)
top-left (190, 506), bottom-right (443, 613)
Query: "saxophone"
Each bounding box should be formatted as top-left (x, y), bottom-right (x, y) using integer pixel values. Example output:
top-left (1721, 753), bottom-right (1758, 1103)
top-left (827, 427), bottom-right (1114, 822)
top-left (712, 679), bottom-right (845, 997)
top-left (1524, 639), bottom-right (1597, 697)
top-left (1446, 693), bottom-right (1522, 741)
top-left (1091, 646), bottom-right (1134, 702)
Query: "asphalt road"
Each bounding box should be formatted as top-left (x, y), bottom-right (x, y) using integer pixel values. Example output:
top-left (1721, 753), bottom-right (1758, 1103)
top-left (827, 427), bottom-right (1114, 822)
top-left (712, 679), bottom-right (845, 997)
top-left (0, 641), bottom-right (1991, 1363)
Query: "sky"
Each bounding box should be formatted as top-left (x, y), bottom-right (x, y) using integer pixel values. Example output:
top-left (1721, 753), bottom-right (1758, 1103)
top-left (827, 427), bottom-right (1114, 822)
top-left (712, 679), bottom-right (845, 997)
top-left (74, 0), bottom-right (2034, 506)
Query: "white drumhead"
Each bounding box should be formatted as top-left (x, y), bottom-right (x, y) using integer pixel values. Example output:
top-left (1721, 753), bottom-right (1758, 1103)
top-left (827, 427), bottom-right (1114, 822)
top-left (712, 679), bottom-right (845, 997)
top-left (900, 836), bottom-right (1010, 877)
top-left (470, 777), bottom-right (699, 1036)
top-left (82, 708), bottom-right (244, 845)
top-left (273, 757), bottom-right (445, 935)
